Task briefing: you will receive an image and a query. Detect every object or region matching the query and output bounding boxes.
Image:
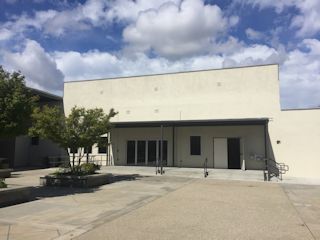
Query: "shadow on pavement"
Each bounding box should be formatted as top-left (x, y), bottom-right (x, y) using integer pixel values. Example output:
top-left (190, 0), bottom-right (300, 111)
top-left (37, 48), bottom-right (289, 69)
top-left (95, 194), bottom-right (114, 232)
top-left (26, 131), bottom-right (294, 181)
top-left (29, 173), bottom-right (148, 201)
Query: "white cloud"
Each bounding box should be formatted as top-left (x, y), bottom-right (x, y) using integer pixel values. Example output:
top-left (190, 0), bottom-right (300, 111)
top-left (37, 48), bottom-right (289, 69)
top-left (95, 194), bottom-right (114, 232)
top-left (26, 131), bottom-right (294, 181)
top-left (0, 0), bottom-right (102, 38)
top-left (0, 28), bottom-right (14, 41)
top-left (291, 0), bottom-right (320, 37)
top-left (1, 39), bottom-right (64, 93)
top-left (106, 0), bottom-right (182, 22)
top-left (236, 0), bottom-right (320, 37)
top-left (123, 0), bottom-right (236, 58)
top-left (280, 38), bottom-right (320, 108)
top-left (222, 44), bottom-right (286, 68)
top-left (245, 28), bottom-right (265, 40)
top-left (0, 0), bottom-right (183, 39)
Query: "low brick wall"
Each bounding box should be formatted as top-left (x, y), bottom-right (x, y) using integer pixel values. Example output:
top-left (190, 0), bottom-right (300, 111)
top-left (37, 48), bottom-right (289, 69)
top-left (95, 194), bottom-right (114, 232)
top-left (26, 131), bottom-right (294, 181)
top-left (0, 169), bottom-right (12, 178)
top-left (0, 186), bottom-right (33, 207)
top-left (40, 173), bottom-right (113, 188)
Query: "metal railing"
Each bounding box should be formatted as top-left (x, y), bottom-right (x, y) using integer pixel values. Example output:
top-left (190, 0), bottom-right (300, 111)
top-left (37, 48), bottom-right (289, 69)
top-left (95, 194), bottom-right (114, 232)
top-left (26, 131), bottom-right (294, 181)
top-left (265, 158), bottom-right (289, 181)
top-left (46, 156), bottom-right (70, 167)
top-left (46, 154), bottom-right (111, 167)
top-left (203, 158), bottom-right (208, 178)
top-left (155, 158), bottom-right (165, 175)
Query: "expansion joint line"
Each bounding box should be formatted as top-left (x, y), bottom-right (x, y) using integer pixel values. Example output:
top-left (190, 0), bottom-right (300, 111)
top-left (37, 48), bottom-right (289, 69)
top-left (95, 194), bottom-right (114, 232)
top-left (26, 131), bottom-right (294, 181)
top-left (282, 186), bottom-right (316, 240)
top-left (6, 224), bottom-right (11, 240)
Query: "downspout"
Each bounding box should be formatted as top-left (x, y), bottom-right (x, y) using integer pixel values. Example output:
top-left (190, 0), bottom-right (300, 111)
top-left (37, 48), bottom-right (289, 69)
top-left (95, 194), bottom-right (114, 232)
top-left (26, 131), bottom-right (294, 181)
top-left (172, 125), bottom-right (175, 167)
top-left (264, 120), bottom-right (269, 181)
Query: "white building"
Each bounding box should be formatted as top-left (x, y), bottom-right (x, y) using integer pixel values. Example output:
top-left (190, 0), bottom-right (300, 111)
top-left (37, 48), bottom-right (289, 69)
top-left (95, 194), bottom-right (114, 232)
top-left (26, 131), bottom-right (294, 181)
top-left (63, 64), bottom-right (320, 180)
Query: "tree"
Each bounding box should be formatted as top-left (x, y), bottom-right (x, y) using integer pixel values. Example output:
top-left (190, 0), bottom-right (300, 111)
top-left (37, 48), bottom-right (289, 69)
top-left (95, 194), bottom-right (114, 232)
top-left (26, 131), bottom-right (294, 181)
top-left (0, 66), bottom-right (37, 137)
top-left (29, 105), bottom-right (117, 171)
top-left (80, 108), bottom-right (117, 163)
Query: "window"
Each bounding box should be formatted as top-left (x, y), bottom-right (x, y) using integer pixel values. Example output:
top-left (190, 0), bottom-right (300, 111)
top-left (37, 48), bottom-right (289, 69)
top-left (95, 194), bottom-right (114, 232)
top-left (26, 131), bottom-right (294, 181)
top-left (190, 136), bottom-right (201, 155)
top-left (31, 136), bottom-right (39, 146)
top-left (98, 137), bottom-right (108, 153)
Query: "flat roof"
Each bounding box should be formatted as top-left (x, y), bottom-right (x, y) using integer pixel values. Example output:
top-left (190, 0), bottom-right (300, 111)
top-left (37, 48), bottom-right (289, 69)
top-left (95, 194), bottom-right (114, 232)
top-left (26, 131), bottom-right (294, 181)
top-left (64, 63), bottom-right (278, 84)
top-left (112, 118), bottom-right (269, 128)
top-left (29, 88), bottom-right (62, 101)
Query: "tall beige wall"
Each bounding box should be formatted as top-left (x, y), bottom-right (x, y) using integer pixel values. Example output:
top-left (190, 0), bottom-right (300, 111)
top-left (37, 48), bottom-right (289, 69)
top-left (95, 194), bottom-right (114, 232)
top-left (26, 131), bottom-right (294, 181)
top-left (269, 109), bottom-right (320, 178)
top-left (64, 65), bottom-right (280, 121)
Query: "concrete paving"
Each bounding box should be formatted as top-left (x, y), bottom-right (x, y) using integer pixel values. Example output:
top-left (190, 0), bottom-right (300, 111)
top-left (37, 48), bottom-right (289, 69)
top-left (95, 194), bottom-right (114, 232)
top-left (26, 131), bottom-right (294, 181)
top-left (101, 165), bottom-right (267, 181)
top-left (0, 167), bottom-right (319, 239)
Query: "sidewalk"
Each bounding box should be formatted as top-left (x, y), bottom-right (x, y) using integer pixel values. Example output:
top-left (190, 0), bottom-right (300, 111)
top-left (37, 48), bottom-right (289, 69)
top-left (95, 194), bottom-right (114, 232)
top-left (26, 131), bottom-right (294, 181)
top-left (0, 167), bottom-right (319, 239)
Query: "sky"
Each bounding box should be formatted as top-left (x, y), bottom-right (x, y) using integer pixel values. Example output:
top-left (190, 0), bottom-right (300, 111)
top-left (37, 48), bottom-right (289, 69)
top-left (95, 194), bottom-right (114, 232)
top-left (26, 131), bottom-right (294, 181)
top-left (0, 0), bottom-right (319, 109)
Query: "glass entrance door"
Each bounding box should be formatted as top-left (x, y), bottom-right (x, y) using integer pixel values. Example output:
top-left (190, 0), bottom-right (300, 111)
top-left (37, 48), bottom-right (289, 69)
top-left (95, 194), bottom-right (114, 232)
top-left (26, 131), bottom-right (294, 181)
top-left (137, 141), bottom-right (146, 165)
top-left (126, 140), bottom-right (167, 166)
top-left (127, 141), bottom-right (135, 165)
top-left (147, 141), bottom-right (157, 166)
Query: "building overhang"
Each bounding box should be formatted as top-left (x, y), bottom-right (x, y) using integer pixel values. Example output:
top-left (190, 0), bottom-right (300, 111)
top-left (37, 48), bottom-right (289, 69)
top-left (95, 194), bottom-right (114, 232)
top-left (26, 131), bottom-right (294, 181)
top-left (112, 118), bottom-right (269, 128)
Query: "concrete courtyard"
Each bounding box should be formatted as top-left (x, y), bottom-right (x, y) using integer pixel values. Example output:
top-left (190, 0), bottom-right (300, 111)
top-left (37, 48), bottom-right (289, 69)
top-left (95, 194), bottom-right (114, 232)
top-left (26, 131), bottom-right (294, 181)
top-left (0, 167), bottom-right (319, 239)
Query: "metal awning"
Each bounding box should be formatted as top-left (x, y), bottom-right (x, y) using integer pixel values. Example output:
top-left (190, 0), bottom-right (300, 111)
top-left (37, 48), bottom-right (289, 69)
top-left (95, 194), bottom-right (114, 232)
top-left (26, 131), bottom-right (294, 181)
top-left (112, 118), bottom-right (269, 128)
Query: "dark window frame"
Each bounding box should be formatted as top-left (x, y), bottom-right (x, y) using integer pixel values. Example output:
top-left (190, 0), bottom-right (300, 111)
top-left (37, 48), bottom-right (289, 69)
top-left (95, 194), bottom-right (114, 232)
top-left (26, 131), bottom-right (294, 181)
top-left (31, 136), bottom-right (39, 146)
top-left (190, 136), bottom-right (201, 155)
top-left (98, 137), bottom-right (108, 154)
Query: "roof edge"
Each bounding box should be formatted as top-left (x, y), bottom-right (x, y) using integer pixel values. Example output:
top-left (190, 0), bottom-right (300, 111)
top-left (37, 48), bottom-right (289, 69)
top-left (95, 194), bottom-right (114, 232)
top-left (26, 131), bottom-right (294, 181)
top-left (281, 107), bottom-right (320, 111)
top-left (111, 118), bottom-right (269, 128)
top-left (64, 63), bottom-right (279, 84)
top-left (29, 87), bottom-right (62, 101)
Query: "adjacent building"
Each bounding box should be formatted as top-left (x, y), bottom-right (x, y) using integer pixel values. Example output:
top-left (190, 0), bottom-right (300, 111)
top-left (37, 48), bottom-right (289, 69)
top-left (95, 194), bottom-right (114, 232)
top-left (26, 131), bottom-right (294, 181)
top-left (0, 88), bottom-right (66, 168)
top-left (64, 64), bottom-right (320, 179)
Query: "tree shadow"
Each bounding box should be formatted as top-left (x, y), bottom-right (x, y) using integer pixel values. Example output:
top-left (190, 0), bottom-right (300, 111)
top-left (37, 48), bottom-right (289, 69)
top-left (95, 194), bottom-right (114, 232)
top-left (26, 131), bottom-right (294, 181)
top-left (29, 173), bottom-right (147, 201)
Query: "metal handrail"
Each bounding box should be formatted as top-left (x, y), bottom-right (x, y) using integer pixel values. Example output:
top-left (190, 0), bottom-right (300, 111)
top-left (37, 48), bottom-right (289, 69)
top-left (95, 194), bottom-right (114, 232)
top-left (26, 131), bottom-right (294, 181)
top-left (155, 157), bottom-right (165, 175)
top-left (266, 158), bottom-right (289, 181)
top-left (203, 158), bottom-right (208, 178)
top-left (47, 154), bottom-right (111, 167)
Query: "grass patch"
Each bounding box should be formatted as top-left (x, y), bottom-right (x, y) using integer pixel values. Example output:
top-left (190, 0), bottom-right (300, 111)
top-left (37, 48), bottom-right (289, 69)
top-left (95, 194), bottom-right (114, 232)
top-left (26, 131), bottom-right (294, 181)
top-left (0, 179), bottom-right (7, 188)
top-left (52, 163), bottom-right (101, 177)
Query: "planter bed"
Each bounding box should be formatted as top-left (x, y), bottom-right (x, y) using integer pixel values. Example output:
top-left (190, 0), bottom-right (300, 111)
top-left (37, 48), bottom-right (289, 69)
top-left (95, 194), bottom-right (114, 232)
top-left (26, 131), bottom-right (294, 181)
top-left (0, 169), bottom-right (12, 178)
top-left (40, 173), bottom-right (113, 188)
top-left (0, 186), bottom-right (34, 207)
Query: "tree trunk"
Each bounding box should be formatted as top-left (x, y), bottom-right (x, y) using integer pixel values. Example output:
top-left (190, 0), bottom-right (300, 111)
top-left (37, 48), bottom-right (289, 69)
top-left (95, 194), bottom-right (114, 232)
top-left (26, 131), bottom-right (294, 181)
top-left (86, 150), bottom-right (89, 164)
top-left (72, 152), bottom-right (75, 170)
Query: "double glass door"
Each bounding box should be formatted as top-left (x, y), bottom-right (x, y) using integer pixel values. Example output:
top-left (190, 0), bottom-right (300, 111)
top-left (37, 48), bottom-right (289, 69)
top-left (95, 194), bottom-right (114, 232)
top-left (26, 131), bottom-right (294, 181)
top-left (126, 140), bottom-right (167, 166)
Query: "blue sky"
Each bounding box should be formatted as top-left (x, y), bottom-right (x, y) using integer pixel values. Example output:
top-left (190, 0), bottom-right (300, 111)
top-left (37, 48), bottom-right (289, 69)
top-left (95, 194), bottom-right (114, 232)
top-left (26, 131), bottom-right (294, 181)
top-left (0, 0), bottom-right (319, 109)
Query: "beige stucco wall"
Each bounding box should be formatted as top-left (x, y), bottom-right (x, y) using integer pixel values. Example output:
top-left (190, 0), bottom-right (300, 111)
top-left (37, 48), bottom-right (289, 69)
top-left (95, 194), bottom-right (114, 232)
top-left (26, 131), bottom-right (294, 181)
top-left (269, 109), bottom-right (320, 178)
top-left (64, 64), bottom-right (280, 121)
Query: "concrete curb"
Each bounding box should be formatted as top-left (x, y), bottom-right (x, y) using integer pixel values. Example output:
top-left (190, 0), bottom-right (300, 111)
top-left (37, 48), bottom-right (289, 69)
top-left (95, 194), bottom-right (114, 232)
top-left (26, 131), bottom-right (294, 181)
top-left (0, 186), bottom-right (34, 207)
top-left (40, 173), bottom-right (115, 188)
